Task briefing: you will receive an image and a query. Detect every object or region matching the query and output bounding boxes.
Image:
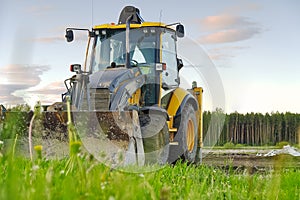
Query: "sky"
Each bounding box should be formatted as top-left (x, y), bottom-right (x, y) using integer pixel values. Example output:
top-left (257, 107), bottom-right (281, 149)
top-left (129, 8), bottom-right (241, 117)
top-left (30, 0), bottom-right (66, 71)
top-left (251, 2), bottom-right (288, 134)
top-left (0, 0), bottom-right (300, 113)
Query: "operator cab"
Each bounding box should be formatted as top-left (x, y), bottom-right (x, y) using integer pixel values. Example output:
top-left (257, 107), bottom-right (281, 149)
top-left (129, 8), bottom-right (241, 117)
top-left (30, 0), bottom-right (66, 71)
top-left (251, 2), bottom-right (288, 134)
top-left (88, 23), bottom-right (183, 89)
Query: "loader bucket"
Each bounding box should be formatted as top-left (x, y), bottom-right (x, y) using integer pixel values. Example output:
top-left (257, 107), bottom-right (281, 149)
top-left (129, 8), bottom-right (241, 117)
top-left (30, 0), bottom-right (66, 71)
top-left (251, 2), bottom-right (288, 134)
top-left (0, 110), bottom-right (145, 167)
top-left (71, 110), bottom-right (145, 167)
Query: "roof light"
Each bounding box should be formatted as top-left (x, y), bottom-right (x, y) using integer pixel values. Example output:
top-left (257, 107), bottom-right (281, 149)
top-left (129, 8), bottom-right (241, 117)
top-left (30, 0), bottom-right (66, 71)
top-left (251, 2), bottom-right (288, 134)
top-left (162, 63), bottom-right (167, 70)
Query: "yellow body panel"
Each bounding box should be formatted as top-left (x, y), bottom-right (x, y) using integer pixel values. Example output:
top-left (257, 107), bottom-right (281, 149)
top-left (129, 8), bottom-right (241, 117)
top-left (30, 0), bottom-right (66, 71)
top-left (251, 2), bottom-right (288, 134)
top-left (193, 87), bottom-right (203, 148)
top-left (166, 87), bottom-right (190, 117)
top-left (94, 22), bottom-right (168, 30)
top-left (128, 89), bottom-right (141, 105)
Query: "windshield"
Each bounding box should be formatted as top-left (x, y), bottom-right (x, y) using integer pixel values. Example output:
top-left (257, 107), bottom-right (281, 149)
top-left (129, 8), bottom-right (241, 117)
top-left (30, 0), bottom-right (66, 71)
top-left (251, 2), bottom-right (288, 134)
top-left (89, 27), bottom-right (160, 73)
top-left (87, 26), bottom-right (179, 87)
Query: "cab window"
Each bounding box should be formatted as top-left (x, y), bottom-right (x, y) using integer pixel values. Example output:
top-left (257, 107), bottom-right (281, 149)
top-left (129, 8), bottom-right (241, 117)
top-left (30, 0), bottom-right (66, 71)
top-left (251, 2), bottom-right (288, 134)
top-left (161, 30), bottom-right (178, 87)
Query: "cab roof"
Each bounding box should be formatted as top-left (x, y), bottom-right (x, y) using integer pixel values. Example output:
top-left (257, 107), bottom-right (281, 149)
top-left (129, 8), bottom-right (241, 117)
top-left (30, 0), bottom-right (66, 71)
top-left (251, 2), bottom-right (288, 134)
top-left (93, 22), bottom-right (173, 30)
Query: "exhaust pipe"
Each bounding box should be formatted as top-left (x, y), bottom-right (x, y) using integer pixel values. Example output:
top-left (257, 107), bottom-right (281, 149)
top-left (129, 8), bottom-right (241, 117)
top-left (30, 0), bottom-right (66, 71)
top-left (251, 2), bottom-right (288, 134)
top-left (125, 15), bottom-right (133, 68)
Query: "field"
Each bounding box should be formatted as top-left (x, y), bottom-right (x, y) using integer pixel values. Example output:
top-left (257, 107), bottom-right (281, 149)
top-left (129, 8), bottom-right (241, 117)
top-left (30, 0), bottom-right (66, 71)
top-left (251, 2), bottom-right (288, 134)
top-left (0, 108), bottom-right (300, 199)
top-left (0, 142), bottom-right (300, 200)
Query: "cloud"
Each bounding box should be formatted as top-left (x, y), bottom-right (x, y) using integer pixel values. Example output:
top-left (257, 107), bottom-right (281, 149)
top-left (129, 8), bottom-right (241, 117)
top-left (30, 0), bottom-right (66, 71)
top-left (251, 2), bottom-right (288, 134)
top-left (0, 64), bottom-right (49, 105)
top-left (197, 13), bottom-right (262, 44)
top-left (22, 81), bottom-right (66, 105)
top-left (199, 28), bottom-right (261, 44)
top-left (204, 46), bottom-right (251, 68)
top-left (207, 46), bottom-right (249, 61)
top-left (0, 64), bottom-right (48, 86)
top-left (27, 81), bottom-right (66, 95)
top-left (0, 86), bottom-right (24, 105)
top-left (189, 4), bottom-right (263, 65)
top-left (199, 15), bottom-right (256, 32)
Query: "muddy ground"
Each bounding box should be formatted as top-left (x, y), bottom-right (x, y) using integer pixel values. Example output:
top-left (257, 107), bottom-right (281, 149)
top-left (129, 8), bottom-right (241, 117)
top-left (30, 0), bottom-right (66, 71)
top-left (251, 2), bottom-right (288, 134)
top-left (202, 149), bottom-right (300, 170)
top-left (3, 138), bottom-right (300, 170)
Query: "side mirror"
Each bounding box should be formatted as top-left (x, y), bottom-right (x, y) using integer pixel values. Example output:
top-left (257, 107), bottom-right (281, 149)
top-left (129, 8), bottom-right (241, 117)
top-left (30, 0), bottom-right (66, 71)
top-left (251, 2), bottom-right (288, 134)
top-left (176, 24), bottom-right (184, 38)
top-left (65, 30), bottom-right (74, 42)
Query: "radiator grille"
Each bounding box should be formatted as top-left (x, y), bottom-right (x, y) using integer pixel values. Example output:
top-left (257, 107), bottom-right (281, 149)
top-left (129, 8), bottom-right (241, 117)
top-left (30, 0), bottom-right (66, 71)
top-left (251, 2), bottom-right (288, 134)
top-left (82, 88), bottom-right (110, 110)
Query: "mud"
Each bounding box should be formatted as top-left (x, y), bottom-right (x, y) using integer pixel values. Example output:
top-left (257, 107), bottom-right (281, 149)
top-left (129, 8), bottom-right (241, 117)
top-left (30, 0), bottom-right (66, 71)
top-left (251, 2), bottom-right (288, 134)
top-left (202, 149), bottom-right (300, 169)
top-left (3, 136), bottom-right (300, 169)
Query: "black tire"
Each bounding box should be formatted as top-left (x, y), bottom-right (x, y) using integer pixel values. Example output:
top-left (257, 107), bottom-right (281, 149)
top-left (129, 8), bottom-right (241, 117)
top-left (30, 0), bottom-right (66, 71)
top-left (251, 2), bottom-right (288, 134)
top-left (169, 103), bottom-right (198, 163)
top-left (139, 113), bottom-right (169, 165)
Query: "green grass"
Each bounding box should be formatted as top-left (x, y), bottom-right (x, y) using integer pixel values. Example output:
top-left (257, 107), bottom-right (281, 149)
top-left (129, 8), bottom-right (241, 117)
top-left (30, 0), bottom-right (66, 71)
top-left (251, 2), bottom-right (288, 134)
top-left (276, 141), bottom-right (290, 148)
top-left (0, 151), bottom-right (299, 200)
top-left (1, 106), bottom-right (299, 200)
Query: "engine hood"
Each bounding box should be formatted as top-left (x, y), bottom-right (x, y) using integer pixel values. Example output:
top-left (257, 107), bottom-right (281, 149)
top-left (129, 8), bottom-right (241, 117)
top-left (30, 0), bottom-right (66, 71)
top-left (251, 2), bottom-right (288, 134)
top-left (89, 68), bottom-right (140, 92)
top-left (89, 67), bottom-right (145, 111)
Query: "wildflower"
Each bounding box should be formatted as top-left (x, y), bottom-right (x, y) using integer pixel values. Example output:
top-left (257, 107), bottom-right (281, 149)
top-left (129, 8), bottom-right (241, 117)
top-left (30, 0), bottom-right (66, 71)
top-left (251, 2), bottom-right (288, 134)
top-left (101, 181), bottom-right (108, 190)
top-left (34, 145), bottom-right (42, 151)
top-left (32, 165), bottom-right (39, 171)
top-left (34, 145), bottom-right (43, 159)
top-left (139, 173), bottom-right (145, 178)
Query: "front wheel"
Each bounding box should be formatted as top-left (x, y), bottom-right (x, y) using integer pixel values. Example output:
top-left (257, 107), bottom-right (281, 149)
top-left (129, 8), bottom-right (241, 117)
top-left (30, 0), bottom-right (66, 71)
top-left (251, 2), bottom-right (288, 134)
top-left (139, 112), bottom-right (169, 165)
top-left (169, 103), bottom-right (198, 163)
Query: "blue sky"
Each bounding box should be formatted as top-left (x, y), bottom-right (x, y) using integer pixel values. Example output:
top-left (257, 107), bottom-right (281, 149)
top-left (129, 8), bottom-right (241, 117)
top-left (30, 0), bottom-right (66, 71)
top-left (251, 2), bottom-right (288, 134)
top-left (0, 0), bottom-right (300, 113)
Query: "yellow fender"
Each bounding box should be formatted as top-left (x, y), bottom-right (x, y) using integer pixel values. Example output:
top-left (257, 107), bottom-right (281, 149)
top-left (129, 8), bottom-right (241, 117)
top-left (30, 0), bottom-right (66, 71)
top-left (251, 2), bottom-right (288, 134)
top-left (167, 87), bottom-right (198, 118)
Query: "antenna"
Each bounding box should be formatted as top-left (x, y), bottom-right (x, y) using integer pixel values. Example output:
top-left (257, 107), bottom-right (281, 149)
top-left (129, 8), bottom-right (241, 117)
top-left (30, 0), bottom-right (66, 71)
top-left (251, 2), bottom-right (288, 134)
top-left (159, 9), bottom-right (163, 23)
top-left (91, 0), bottom-right (94, 27)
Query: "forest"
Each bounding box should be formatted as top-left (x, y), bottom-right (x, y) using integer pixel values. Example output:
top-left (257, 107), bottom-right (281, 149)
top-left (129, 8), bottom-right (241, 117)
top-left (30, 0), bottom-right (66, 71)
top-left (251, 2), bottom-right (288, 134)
top-left (203, 109), bottom-right (300, 146)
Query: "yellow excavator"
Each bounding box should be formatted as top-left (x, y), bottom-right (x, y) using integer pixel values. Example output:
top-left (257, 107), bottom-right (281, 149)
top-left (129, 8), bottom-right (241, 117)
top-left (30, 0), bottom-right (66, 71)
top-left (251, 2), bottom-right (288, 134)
top-left (3, 6), bottom-right (203, 165)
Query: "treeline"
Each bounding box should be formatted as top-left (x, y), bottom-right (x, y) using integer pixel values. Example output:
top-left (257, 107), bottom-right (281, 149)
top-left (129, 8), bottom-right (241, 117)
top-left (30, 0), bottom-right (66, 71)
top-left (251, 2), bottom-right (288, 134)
top-left (203, 109), bottom-right (300, 146)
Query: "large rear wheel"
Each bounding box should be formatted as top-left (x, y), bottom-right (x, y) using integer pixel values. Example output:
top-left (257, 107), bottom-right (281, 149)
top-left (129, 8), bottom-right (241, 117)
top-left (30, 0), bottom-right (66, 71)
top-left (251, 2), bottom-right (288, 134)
top-left (169, 103), bottom-right (198, 163)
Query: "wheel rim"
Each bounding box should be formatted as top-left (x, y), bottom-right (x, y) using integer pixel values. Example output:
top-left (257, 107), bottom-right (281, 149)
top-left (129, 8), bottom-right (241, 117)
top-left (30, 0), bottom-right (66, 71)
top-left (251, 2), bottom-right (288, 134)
top-left (186, 119), bottom-right (195, 152)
